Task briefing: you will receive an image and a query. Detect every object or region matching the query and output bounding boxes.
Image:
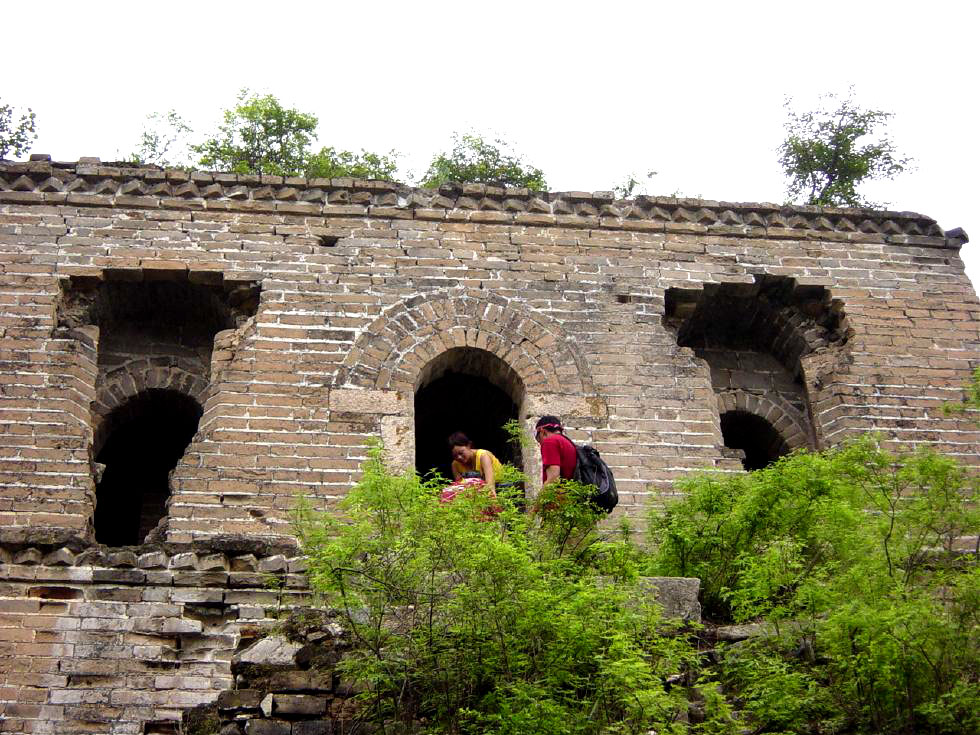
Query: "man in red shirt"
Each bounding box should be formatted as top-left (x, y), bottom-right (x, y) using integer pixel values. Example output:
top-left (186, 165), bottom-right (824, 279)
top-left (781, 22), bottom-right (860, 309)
top-left (534, 415), bottom-right (577, 485)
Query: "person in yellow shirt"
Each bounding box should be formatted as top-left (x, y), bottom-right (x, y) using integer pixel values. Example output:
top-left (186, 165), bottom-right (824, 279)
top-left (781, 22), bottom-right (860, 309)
top-left (447, 431), bottom-right (503, 496)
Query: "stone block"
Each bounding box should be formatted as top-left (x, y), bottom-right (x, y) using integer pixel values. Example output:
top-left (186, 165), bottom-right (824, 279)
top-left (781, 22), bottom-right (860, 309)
top-left (257, 555), bottom-right (287, 573)
top-left (638, 577), bottom-right (701, 622)
top-left (106, 551), bottom-right (138, 568)
top-left (714, 623), bottom-right (765, 642)
top-left (137, 551), bottom-right (168, 569)
top-left (170, 553), bottom-right (199, 570)
top-left (293, 722), bottom-right (333, 735)
top-left (231, 554), bottom-right (259, 572)
top-left (13, 548), bottom-right (42, 565)
top-left (92, 568), bottom-right (145, 584)
top-left (260, 668), bottom-right (335, 693)
top-left (173, 570), bottom-right (229, 587)
top-left (198, 553), bottom-right (229, 571)
top-left (329, 388), bottom-right (405, 414)
top-left (216, 688), bottom-right (263, 711)
top-left (229, 572), bottom-right (268, 588)
top-left (132, 617), bottom-right (203, 635)
top-left (273, 694), bottom-right (326, 716)
top-left (287, 556), bottom-right (309, 573)
top-left (245, 721), bottom-right (291, 735)
top-left (42, 548), bottom-right (76, 566)
top-left (524, 393), bottom-right (608, 420)
top-left (233, 636), bottom-right (302, 667)
top-left (172, 587), bottom-right (223, 604)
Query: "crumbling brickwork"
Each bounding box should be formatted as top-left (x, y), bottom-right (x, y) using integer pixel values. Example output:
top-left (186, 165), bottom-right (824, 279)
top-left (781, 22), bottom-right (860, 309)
top-left (1, 156), bottom-right (978, 732)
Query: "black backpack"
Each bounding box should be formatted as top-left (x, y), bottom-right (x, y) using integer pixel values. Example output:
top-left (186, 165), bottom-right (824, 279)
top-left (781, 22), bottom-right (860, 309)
top-left (570, 441), bottom-right (618, 513)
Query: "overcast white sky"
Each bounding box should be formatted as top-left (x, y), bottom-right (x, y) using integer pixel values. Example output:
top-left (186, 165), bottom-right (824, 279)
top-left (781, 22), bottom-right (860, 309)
top-left (6, 1), bottom-right (978, 289)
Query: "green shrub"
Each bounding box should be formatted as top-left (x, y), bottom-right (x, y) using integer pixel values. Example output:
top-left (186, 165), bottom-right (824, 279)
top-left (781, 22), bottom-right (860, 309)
top-left (297, 445), bottom-right (696, 734)
top-left (649, 436), bottom-right (979, 734)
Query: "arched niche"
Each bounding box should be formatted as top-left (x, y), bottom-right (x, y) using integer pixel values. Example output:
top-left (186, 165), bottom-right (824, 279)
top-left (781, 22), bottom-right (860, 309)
top-left (720, 410), bottom-right (790, 471)
top-left (414, 347), bottom-right (525, 480)
top-left (93, 389), bottom-right (202, 546)
top-left (664, 275), bottom-right (848, 456)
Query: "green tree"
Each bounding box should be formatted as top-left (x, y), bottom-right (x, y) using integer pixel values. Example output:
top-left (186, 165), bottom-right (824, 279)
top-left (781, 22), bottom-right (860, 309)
top-left (305, 146), bottom-right (400, 180)
top-left (0, 98), bottom-right (37, 160)
top-left (130, 92), bottom-right (403, 181)
top-left (779, 90), bottom-right (912, 207)
top-left (193, 90), bottom-right (318, 176)
top-left (420, 133), bottom-right (547, 191)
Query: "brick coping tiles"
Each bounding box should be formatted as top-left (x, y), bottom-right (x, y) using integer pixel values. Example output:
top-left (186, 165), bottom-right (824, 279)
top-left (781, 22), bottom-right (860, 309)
top-left (0, 157), bottom-right (965, 247)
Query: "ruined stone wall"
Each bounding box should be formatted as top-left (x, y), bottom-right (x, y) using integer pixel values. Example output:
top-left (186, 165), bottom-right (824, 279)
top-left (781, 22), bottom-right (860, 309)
top-left (0, 542), bottom-right (309, 734)
top-left (1, 158), bottom-right (978, 732)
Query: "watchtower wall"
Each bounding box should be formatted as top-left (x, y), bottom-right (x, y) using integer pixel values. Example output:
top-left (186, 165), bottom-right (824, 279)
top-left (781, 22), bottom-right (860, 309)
top-left (1, 158), bottom-right (977, 550)
top-left (1, 158), bottom-right (979, 733)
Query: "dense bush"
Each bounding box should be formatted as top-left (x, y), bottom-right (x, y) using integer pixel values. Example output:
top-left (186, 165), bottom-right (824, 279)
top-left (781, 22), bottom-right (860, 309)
top-left (649, 437), bottom-right (979, 735)
top-left (298, 448), bottom-right (698, 734)
top-left (298, 435), bottom-right (977, 734)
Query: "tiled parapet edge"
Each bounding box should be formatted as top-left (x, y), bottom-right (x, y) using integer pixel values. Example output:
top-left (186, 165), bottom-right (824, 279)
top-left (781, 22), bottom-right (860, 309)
top-left (0, 158), bottom-right (963, 247)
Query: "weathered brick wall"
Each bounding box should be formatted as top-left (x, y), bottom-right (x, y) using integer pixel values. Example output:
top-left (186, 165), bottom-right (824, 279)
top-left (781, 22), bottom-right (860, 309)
top-left (0, 544), bottom-right (307, 734)
top-left (1, 157), bottom-right (978, 731)
top-left (2, 158), bottom-right (978, 549)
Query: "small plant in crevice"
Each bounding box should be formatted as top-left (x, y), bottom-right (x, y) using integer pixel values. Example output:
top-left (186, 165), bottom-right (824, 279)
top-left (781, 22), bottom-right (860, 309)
top-left (296, 444), bottom-right (698, 735)
top-left (943, 365), bottom-right (980, 419)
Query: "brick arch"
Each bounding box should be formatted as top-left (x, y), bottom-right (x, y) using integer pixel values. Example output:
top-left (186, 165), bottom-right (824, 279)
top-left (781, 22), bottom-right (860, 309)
top-left (93, 359), bottom-right (208, 453)
top-left (338, 289), bottom-right (593, 396)
top-left (763, 303), bottom-right (846, 380)
top-left (716, 389), bottom-right (814, 451)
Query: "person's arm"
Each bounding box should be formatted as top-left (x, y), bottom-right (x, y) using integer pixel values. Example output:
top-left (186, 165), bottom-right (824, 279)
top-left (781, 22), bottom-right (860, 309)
top-left (451, 460), bottom-right (463, 481)
top-left (479, 452), bottom-right (496, 496)
top-left (543, 464), bottom-right (561, 486)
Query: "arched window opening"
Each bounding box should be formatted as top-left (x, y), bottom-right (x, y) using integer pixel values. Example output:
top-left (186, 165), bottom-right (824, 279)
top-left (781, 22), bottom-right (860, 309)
top-left (720, 410), bottom-right (790, 471)
top-left (414, 347), bottom-right (524, 481)
top-left (94, 389), bottom-right (202, 546)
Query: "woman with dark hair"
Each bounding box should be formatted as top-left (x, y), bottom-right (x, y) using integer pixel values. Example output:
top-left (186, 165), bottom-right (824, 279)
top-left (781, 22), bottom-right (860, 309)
top-left (447, 431), bottom-right (503, 495)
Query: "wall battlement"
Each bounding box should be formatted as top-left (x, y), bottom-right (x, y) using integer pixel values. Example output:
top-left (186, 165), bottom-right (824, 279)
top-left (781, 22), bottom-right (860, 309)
top-left (1, 157), bottom-right (961, 244)
top-left (1, 156), bottom-right (978, 732)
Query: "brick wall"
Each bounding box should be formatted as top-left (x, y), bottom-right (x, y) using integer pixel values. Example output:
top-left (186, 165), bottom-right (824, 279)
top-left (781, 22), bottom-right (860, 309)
top-left (1, 157), bottom-right (978, 731)
top-left (2, 158), bottom-right (978, 548)
top-left (0, 544), bottom-right (307, 734)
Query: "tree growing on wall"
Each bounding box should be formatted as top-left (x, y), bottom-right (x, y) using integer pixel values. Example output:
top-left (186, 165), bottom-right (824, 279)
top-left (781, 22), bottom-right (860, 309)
top-left (130, 91), bottom-right (401, 180)
top-left (305, 146), bottom-right (400, 181)
top-left (193, 91), bottom-right (319, 176)
top-left (779, 90), bottom-right (911, 207)
top-left (420, 132), bottom-right (548, 191)
top-left (0, 97), bottom-right (37, 160)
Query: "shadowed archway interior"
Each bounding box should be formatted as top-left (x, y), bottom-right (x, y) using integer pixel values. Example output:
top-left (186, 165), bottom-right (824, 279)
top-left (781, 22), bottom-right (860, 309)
top-left (414, 347), bottom-right (524, 481)
top-left (94, 389), bottom-right (203, 546)
top-left (720, 410), bottom-right (790, 471)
